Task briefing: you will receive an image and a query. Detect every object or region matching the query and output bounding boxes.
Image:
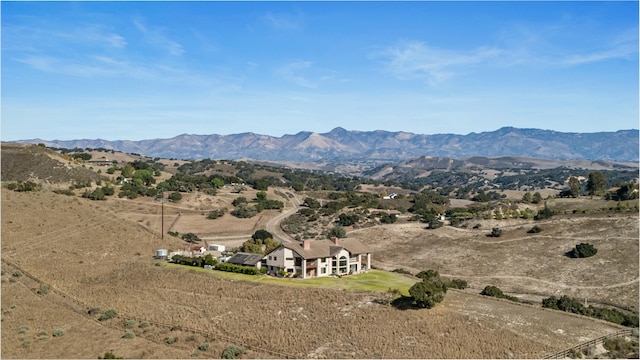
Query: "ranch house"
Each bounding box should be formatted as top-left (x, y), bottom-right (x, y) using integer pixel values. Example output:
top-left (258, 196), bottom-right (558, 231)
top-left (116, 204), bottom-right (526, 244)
top-left (264, 238), bottom-right (371, 278)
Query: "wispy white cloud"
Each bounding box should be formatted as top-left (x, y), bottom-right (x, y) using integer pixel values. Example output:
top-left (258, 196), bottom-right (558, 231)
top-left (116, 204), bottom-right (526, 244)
top-left (558, 28), bottom-right (638, 65)
top-left (277, 61), bottom-right (318, 88)
top-left (276, 61), bottom-right (348, 89)
top-left (375, 41), bottom-right (503, 86)
top-left (133, 18), bottom-right (184, 56)
top-left (262, 11), bottom-right (303, 30)
top-left (497, 21), bottom-right (638, 67)
top-left (2, 24), bottom-right (127, 52)
top-left (17, 54), bottom-right (153, 79)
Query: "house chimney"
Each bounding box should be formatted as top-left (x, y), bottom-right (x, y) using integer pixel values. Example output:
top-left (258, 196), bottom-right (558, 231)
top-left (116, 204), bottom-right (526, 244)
top-left (332, 237), bottom-right (339, 245)
top-left (303, 239), bottom-right (311, 250)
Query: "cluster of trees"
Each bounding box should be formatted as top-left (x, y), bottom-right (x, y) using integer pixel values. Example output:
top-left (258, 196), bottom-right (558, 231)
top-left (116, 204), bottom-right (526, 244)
top-left (337, 213), bottom-right (359, 226)
top-left (605, 182), bottom-right (639, 201)
top-left (5, 181), bottom-right (40, 192)
top-left (237, 230), bottom-right (279, 254)
top-left (119, 180), bottom-right (157, 199)
top-left (181, 233), bottom-right (201, 244)
top-left (471, 190), bottom-right (505, 202)
top-left (542, 295), bottom-right (638, 327)
top-left (522, 191), bottom-right (543, 204)
top-left (562, 172), bottom-right (610, 198)
top-left (81, 186), bottom-right (115, 200)
top-left (408, 190), bottom-right (450, 223)
top-left (157, 173), bottom-right (228, 195)
top-left (230, 192), bottom-right (284, 219)
top-left (375, 212), bottom-right (398, 224)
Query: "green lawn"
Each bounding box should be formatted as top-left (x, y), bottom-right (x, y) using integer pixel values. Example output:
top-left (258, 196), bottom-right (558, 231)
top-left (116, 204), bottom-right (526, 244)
top-left (163, 264), bottom-right (418, 295)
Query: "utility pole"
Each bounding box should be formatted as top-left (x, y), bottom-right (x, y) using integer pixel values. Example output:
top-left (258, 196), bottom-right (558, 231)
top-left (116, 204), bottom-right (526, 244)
top-left (161, 192), bottom-right (164, 240)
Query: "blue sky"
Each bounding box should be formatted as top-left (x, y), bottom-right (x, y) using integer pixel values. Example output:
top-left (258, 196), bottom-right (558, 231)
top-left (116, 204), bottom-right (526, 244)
top-left (2, 1), bottom-right (638, 141)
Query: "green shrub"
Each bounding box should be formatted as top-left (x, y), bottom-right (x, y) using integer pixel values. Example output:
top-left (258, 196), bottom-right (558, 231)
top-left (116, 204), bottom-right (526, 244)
top-left (415, 269), bottom-right (440, 281)
top-left (139, 321), bottom-right (150, 328)
top-left (567, 348), bottom-right (581, 359)
top-left (168, 191), bottom-right (182, 202)
top-left (534, 205), bottom-right (554, 220)
top-left (12, 270), bottom-right (22, 277)
top-left (99, 351), bottom-right (123, 359)
top-left (122, 332), bottom-right (135, 339)
top-left (447, 278), bottom-right (468, 290)
top-left (489, 227), bottom-right (502, 237)
top-left (481, 285), bottom-right (504, 298)
top-left (603, 337), bottom-right (638, 358)
top-left (527, 225), bottom-right (543, 234)
top-left (221, 344), bottom-right (246, 359)
top-left (53, 189), bottom-right (75, 196)
top-left (567, 243), bottom-right (597, 258)
top-left (37, 283), bottom-right (51, 295)
top-left (214, 262), bottom-right (260, 275)
top-left (392, 268), bottom-right (413, 276)
top-left (481, 285), bottom-right (519, 302)
top-left (18, 325), bottom-right (29, 334)
top-left (99, 309), bottom-right (117, 321)
top-left (123, 319), bottom-right (136, 329)
top-left (207, 209), bottom-right (226, 219)
top-left (198, 342), bottom-right (210, 351)
top-left (542, 295), bottom-right (638, 327)
top-left (165, 337), bottom-right (177, 344)
top-left (52, 328), bottom-right (65, 337)
top-left (408, 278), bottom-right (447, 308)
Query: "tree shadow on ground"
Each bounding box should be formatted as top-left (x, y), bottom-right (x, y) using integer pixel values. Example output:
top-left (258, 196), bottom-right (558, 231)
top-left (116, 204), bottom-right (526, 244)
top-left (390, 296), bottom-right (419, 310)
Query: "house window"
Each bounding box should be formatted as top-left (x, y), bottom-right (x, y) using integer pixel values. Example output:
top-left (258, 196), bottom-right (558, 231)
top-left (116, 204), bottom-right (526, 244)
top-left (294, 258), bottom-right (302, 266)
top-left (274, 257), bottom-right (277, 261)
top-left (268, 256), bottom-right (272, 260)
top-left (339, 256), bottom-right (348, 274)
top-left (287, 268), bottom-right (293, 273)
top-left (286, 257), bottom-right (294, 261)
top-left (321, 258), bottom-right (326, 263)
top-left (321, 268), bottom-right (326, 274)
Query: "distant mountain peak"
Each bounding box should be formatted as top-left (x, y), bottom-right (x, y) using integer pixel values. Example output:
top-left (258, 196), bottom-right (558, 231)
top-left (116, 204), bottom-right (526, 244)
top-left (14, 127), bottom-right (639, 163)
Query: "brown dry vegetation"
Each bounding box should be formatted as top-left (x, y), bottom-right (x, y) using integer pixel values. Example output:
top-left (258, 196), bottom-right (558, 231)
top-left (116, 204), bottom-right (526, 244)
top-left (348, 207), bottom-right (639, 311)
top-left (2, 188), bottom-right (632, 359)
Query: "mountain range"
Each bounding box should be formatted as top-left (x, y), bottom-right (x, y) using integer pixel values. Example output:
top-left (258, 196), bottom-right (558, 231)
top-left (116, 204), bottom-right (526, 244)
top-left (19, 127), bottom-right (639, 163)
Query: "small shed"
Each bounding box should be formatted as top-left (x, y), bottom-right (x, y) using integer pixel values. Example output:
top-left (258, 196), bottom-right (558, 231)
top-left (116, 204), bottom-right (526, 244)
top-left (205, 241), bottom-right (225, 252)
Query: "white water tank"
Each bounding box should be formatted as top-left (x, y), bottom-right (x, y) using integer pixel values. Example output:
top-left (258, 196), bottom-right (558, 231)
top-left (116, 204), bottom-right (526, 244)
top-left (156, 249), bottom-right (168, 258)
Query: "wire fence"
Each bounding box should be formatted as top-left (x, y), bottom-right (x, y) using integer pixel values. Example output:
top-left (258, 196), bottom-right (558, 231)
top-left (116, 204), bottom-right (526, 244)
top-left (543, 328), bottom-right (639, 359)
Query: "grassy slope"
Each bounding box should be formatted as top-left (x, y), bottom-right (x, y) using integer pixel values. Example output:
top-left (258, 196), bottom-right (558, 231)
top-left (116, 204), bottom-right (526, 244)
top-left (164, 265), bottom-right (418, 294)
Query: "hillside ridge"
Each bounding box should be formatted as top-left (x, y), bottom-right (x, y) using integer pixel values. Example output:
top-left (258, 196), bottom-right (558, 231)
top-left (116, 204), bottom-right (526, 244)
top-left (16, 127), bottom-right (640, 162)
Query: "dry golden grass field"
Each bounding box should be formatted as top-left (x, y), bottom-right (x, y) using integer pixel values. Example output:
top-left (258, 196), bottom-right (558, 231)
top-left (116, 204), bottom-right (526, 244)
top-left (2, 187), bottom-right (635, 359)
top-left (347, 205), bottom-right (639, 312)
